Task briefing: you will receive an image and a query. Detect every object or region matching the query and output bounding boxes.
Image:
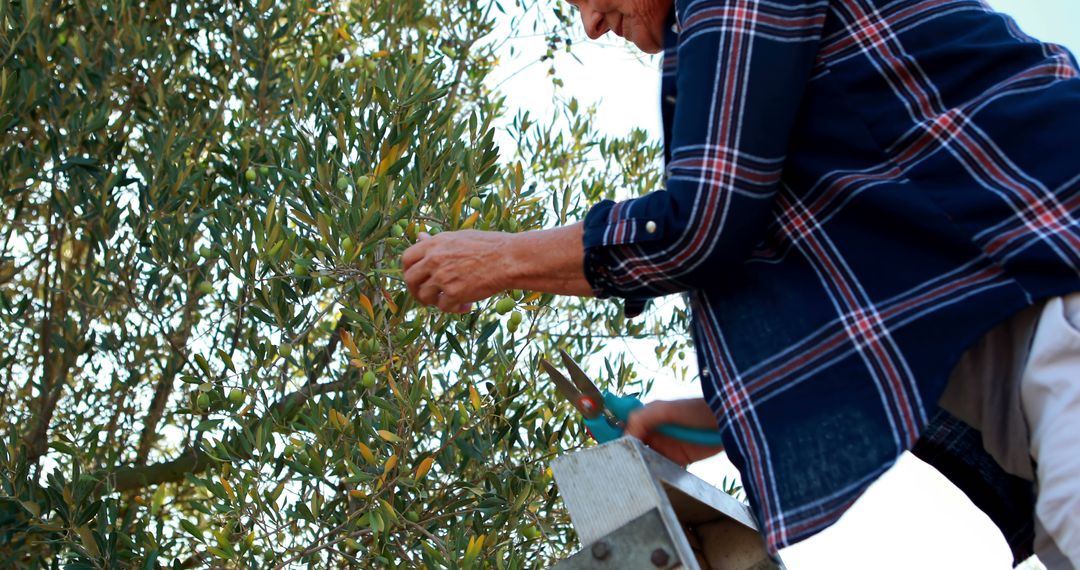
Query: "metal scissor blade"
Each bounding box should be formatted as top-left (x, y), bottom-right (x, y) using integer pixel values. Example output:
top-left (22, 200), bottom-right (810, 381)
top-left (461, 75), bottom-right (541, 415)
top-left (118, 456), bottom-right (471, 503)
top-left (540, 359), bottom-right (600, 419)
top-left (558, 350), bottom-right (606, 407)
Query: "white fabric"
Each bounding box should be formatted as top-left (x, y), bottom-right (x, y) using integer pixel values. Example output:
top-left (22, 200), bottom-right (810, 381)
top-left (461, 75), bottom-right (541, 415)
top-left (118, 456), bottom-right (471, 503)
top-left (1022, 294), bottom-right (1080, 569)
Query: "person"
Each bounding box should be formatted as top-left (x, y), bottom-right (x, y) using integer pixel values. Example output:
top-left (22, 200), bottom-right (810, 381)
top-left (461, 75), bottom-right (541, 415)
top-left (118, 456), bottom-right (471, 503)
top-left (402, 0), bottom-right (1080, 565)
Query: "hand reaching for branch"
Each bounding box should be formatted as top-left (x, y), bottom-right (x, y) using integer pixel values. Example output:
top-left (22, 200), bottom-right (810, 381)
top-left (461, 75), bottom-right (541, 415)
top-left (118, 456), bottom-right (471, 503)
top-left (402, 230), bottom-right (512, 313)
top-left (401, 224), bottom-right (594, 313)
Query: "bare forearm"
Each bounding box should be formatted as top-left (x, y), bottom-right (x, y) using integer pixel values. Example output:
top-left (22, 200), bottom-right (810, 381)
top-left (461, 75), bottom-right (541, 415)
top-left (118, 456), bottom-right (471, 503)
top-left (504, 223), bottom-right (594, 297)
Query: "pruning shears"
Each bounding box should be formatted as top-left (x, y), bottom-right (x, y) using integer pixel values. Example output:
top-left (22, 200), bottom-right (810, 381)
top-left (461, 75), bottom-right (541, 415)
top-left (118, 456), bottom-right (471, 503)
top-left (539, 350), bottom-right (724, 447)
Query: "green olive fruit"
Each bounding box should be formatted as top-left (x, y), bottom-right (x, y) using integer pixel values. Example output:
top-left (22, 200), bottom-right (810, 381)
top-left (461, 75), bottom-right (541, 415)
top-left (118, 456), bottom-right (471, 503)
top-left (196, 393), bottom-right (211, 409)
top-left (405, 511), bottom-right (420, 523)
top-left (341, 237), bottom-right (354, 256)
top-left (200, 246), bottom-right (214, 258)
top-left (319, 55), bottom-right (330, 67)
top-left (259, 166), bottom-right (269, 175)
top-left (292, 262), bottom-right (309, 277)
top-left (469, 196), bottom-right (483, 210)
top-left (58, 32), bottom-right (67, 46)
top-left (507, 219), bottom-right (520, 232)
top-left (495, 297), bottom-right (515, 314)
top-left (245, 168), bottom-right (257, 182)
top-left (362, 370), bottom-right (377, 388)
top-left (356, 175), bottom-right (372, 190)
top-left (279, 344), bottom-right (293, 357)
top-left (336, 177), bottom-right (349, 190)
top-left (197, 281), bottom-right (214, 294)
top-left (228, 389), bottom-right (245, 406)
top-left (320, 275), bottom-right (335, 287)
top-left (522, 526), bottom-right (541, 539)
top-left (509, 311), bottom-right (523, 325)
top-left (390, 224), bottom-right (404, 237)
top-left (511, 289), bottom-right (524, 300)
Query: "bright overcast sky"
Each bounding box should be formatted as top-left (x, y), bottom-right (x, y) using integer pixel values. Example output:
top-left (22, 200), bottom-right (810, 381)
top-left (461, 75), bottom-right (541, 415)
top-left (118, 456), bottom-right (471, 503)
top-left (489, 2), bottom-right (1078, 569)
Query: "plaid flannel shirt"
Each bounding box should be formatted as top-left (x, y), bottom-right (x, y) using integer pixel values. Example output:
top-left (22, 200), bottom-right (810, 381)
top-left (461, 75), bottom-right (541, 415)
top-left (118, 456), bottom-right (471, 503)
top-left (582, 0), bottom-right (1080, 554)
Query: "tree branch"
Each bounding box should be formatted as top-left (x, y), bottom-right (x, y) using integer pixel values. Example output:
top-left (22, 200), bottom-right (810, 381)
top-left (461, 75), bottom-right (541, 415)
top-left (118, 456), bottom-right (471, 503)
top-left (110, 379), bottom-right (348, 492)
top-left (306, 314), bottom-right (346, 385)
top-left (135, 283), bottom-right (197, 466)
top-left (23, 223), bottom-right (76, 463)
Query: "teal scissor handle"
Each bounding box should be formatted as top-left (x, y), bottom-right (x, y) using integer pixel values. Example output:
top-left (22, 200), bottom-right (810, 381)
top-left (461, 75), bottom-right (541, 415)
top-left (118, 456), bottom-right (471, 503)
top-left (582, 392), bottom-right (725, 447)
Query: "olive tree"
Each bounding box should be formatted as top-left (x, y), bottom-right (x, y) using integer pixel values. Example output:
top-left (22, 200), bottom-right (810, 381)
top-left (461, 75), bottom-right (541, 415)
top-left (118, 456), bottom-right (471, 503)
top-left (0, 0), bottom-right (685, 567)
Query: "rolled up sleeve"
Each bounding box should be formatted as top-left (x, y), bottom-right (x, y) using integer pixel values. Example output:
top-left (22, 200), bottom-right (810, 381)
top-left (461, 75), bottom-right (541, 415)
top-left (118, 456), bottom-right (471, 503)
top-left (583, 0), bottom-right (830, 302)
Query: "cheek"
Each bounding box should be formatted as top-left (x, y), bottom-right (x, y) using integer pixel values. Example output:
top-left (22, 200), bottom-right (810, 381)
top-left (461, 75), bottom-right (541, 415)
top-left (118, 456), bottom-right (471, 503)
top-left (650, 6), bottom-right (671, 46)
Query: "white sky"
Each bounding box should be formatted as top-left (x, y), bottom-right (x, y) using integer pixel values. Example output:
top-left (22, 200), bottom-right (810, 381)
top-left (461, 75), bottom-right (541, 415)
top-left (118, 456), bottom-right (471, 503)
top-left (489, 2), bottom-right (1078, 568)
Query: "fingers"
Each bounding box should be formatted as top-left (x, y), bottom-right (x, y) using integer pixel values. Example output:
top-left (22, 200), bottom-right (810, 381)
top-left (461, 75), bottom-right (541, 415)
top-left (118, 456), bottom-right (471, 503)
top-left (624, 400), bottom-right (687, 440)
top-left (405, 253), bottom-right (471, 312)
top-left (436, 293), bottom-right (472, 313)
top-left (402, 233), bottom-right (433, 271)
top-left (403, 258), bottom-right (433, 300)
top-left (623, 399), bottom-right (724, 467)
top-left (400, 230), bottom-right (491, 313)
top-left (415, 280), bottom-right (441, 306)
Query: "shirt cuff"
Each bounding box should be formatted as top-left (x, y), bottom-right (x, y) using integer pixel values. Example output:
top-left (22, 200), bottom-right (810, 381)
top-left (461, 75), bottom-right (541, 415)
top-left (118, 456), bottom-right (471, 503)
top-left (582, 200), bottom-right (652, 318)
top-left (582, 197), bottom-right (666, 249)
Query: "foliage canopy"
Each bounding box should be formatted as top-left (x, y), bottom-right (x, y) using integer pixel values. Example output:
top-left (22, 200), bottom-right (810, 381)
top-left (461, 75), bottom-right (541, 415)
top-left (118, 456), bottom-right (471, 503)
top-left (0, 0), bottom-right (685, 567)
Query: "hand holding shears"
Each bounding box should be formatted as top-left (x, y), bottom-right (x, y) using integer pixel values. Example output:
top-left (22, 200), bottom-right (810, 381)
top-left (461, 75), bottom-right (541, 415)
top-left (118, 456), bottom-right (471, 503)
top-left (539, 350), bottom-right (724, 447)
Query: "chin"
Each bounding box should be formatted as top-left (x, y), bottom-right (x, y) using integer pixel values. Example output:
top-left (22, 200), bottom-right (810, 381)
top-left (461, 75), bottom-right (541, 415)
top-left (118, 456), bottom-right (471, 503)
top-left (631, 38), bottom-right (663, 53)
top-left (627, 29), bottom-right (662, 53)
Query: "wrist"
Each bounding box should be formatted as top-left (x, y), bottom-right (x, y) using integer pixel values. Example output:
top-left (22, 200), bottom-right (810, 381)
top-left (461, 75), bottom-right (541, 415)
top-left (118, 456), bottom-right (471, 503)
top-left (500, 224), bottom-right (591, 296)
top-left (501, 231), bottom-right (530, 291)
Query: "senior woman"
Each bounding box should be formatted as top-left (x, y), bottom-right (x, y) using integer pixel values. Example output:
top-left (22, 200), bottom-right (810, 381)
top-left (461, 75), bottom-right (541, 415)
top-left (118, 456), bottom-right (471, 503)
top-left (404, 0), bottom-right (1080, 564)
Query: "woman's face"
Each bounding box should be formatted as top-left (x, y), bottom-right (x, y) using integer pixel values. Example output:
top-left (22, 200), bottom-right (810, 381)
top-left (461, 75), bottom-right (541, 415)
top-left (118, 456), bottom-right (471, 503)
top-left (566, 0), bottom-right (671, 53)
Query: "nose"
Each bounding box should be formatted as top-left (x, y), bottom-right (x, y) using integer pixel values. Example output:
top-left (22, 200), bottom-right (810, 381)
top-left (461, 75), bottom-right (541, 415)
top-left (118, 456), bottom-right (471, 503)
top-left (579, 7), bottom-right (609, 39)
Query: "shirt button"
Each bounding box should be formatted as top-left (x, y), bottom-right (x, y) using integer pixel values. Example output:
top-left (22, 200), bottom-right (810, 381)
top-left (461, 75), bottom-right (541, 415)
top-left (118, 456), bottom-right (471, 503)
top-left (645, 220), bottom-right (657, 234)
top-left (701, 369), bottom-right (710, 378)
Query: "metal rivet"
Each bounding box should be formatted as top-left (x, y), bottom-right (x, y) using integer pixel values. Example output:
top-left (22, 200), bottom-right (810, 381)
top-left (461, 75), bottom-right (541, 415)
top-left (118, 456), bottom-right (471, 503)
top-left (651, 547), bottom-right (670, 567)
top-left (645, 220), bottom-right (657, 234)
top-left (591, 540), bottom-right (611, 560)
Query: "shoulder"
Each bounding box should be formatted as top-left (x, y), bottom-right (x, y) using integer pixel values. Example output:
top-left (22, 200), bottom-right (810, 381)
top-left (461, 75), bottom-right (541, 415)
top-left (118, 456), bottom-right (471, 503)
top-left (674, 0), bottom-right (831, 48)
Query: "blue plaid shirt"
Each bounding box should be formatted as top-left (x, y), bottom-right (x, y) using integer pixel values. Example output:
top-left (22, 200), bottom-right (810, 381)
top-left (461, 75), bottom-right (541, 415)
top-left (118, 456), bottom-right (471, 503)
top-left (582, 0), bottom-right (1080, 554)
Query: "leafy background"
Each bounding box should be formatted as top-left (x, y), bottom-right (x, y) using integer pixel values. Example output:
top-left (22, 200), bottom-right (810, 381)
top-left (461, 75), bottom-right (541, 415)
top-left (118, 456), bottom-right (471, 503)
top-left (0, 0), bottom-right (690, 567)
